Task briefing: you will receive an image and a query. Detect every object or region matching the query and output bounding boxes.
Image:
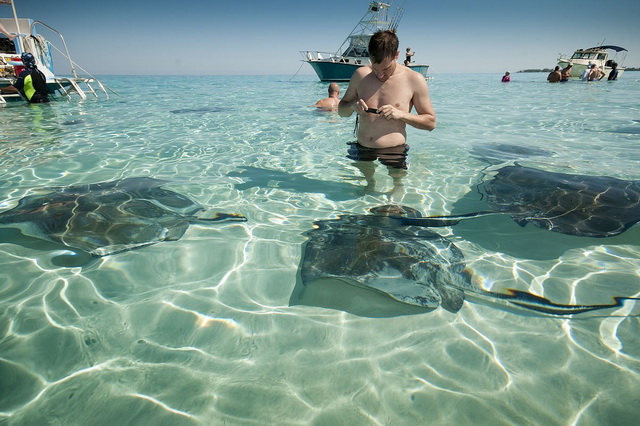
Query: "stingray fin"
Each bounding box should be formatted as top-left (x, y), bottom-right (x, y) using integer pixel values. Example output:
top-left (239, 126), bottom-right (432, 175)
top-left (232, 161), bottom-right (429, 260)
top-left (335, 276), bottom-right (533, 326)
top-left (361, 277), bottom-right (443, 309)
top-left (436, 284), bottom-right (465, 313)
top-left (90, 241), bottom-right (158, 257)
top-left (513, 218), bottom-right (529, 227)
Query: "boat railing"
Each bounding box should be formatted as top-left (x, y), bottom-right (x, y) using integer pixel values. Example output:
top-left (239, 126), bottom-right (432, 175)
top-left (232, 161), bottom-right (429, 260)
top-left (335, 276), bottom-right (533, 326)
top-left (0, 91), bottom-right (23, 104)
top-left (30, 20), bottom-right (77, 78)
top-left (24, 20), bottom-right (113, 100)
top-left (301, 50), bottom-right (368, 65)
top-left (301, 51), bottom-right (339, 62)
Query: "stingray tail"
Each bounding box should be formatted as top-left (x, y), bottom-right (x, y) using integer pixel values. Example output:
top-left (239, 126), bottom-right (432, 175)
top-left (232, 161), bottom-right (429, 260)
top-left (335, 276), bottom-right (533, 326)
top-left (393, 210), bottom-right (498, 227)
top-left (485, 288), bottom-right (640, 316)
top-left (196, 212), bottom-right (247, 222)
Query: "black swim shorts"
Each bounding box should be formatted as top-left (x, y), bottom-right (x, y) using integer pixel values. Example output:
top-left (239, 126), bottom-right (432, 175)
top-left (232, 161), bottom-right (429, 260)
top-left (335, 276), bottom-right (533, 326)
top-left (346, 142), bottom-right (410, 169)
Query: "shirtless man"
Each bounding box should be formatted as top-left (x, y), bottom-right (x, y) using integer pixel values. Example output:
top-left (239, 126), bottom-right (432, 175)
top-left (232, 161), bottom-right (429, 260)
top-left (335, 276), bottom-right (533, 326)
top-left (588, 64), bottom-right (605, 81)
top-left (338, 30), bottom-right (436, 195)
top-left (314, 82), bottom-right (340, 111)
top-left (338, 30), bottom-right (436, 148)
top-left (547, 66), bottom-right (562, 83)
top-left (560, 64), bottom-right (573, 81)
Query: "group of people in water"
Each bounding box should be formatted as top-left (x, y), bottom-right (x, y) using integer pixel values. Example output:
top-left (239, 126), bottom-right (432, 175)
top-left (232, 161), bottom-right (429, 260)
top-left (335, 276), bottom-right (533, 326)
top-left (547, 62), bottom-right (619, 83)
top-left (498, 63), bottom-right (620, 84)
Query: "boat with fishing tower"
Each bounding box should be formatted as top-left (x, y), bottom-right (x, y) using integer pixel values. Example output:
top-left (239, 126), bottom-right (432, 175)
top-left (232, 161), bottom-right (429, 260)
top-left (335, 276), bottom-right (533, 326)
top-left (300, 1), bottom-right (429, 82)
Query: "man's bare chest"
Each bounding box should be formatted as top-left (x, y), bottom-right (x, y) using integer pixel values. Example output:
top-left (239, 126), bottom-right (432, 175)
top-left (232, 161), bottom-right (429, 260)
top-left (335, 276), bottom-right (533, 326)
top-left (359, 81), bottom-right (412, 110)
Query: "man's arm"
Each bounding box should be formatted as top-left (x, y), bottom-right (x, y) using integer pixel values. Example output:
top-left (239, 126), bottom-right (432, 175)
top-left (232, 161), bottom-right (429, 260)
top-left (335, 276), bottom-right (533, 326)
top-left (0, 22), bottom-right (16, 40)
top-left (338, 69), bottom-right (365, 117)
top-left (0, 85), bottom-right (18, 94)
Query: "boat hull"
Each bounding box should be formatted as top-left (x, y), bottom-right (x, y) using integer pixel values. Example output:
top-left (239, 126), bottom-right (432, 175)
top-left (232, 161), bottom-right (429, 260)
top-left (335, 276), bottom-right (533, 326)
top-left (408, 64), bottom-right (430, 79)
top-left (307, 60), bottom-right (430, 82)
top-left (306, 60), bottom-right (362, 82)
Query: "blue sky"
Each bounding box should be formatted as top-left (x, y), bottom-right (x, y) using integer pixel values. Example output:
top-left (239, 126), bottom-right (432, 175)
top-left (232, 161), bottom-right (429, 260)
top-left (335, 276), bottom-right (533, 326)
top-left (5, 0), bottom-right (640, 75)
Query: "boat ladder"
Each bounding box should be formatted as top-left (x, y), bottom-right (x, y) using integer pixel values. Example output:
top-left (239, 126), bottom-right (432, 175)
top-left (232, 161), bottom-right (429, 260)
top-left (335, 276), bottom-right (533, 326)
top-left (0, 92), bottom-right (23, 104)
top-left (55, 77), bottom-right (109, 100)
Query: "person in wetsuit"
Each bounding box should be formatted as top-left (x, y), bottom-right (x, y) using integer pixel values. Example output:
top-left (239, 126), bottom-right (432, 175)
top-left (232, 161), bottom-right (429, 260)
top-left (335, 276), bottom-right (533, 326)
top-left (608, 62), bottom-right (619, 81)
top-left (0, 52), bottom-right (49, 102)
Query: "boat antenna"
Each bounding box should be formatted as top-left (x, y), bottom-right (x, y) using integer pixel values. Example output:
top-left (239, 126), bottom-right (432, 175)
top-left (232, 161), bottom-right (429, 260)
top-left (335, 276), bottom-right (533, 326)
top-left (389, 0), bottom-right (407, 30)
top-left (389, 7), bottom-right (404, 31)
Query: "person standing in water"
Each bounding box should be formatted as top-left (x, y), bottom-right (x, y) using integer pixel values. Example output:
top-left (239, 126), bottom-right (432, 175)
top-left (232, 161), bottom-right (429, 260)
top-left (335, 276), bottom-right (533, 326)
top-left (0, 52), bottom-right (49, 103)
top-left (547, 66), bottom-right (562, 82)
top-left (338, 30), bottom-right (436, 195)
top-left (561, 64), bottom-right (573, 81)
top-left (314, 82), bottom-right (341, 111)
top-left (607, 62), bottom-right (619, 81)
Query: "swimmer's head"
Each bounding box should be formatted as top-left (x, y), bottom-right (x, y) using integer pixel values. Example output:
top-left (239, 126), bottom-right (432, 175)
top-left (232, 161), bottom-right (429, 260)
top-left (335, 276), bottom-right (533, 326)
top-left (21, 52), bottom-right (37, 70)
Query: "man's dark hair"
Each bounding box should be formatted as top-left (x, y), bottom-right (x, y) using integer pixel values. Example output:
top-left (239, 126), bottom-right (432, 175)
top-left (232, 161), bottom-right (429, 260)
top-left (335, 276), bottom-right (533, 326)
top-left (368, 30), bottom-right (399, 64)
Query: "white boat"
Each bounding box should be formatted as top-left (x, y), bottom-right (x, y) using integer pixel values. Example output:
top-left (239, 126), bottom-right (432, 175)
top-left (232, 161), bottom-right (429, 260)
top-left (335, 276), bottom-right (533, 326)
top-left (300, 1), bottom-right (429, 81)
top-left (557, 45), bottom-right (627, 79)
top-left (0, 0), bottom-right (109, 103)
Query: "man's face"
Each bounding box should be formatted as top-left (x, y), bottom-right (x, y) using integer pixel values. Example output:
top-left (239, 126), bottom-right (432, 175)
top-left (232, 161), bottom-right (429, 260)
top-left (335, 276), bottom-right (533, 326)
top-left (371, 53), bottom-right (398, 82)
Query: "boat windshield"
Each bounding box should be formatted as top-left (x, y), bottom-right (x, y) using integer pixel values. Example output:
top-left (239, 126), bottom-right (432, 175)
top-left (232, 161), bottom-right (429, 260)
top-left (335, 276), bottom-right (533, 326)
top-left (570, 51), bottom-right (607, 60)
top-left (341, 35), bottom-right (371, 58)
top-left (571, 52), bottom-right (597, 60)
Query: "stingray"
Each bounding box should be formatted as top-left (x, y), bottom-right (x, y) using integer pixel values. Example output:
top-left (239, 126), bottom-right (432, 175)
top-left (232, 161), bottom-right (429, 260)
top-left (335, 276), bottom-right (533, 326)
top-left (228, 166), bottom-right (369, 201)
top-left (397, 165), bottom-right (640, 238)
top-left (300, 205), bottom-right (638, 315)
top-left (0, 177), bottom-right (247, 256)
top-left (469, 143), bottom-right (555, 166)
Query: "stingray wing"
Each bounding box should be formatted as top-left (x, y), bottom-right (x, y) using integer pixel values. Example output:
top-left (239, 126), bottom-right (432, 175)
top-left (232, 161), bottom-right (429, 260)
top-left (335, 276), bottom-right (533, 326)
top-left (301, 215), bottom-right (469, 312)
top-left (52, 196), bottom-right (191, 256)
top-left (486, 165), bottom-right (640, 237)
top-left (0, 178), bottom-right (199, 256)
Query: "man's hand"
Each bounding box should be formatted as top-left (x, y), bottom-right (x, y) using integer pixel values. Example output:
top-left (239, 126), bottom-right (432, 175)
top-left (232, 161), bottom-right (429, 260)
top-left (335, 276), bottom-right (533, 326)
top-left (377, 104), bottom-right (405, 121)
top-left (355, 99), bottom-right (371, 115)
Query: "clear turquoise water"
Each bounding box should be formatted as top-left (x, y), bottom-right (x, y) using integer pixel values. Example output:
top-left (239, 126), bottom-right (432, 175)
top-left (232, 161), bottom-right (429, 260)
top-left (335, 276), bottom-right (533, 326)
top-left (1, 73), bottom-right (639, 425)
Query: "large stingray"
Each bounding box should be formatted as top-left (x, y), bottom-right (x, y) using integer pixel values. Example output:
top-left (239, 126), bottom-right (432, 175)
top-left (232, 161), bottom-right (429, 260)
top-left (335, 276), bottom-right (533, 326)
top-left (0, 177), bottom-right (247, 256)
top-left (398, 165), bottom-right (640, 238)
top-left (300, 205), bottom-right (638, 315)
top-left (228, 166), bottom-right (369, 201)
top-left (469, 143), bottom-right (555, 166)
